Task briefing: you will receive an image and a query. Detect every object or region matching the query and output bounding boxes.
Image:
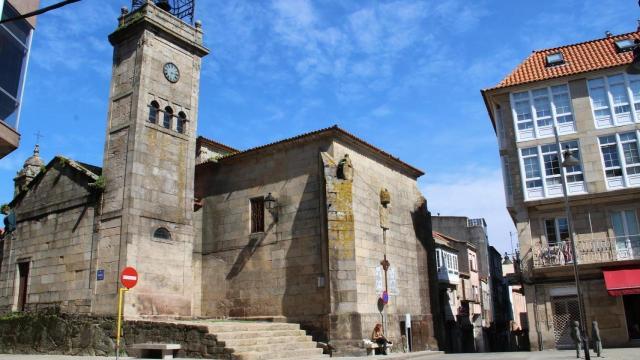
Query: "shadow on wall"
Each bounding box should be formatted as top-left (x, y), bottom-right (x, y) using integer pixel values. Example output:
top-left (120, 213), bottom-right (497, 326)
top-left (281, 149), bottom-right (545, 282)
top-left (226, 221), bottom-right (276, 280)
top-left (282, 171), bottom-right (328, 342)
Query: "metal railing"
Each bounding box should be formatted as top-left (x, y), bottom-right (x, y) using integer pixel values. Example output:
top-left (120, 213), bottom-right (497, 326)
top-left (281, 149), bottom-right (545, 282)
top-left (533, 234), bottom-right (640, 268)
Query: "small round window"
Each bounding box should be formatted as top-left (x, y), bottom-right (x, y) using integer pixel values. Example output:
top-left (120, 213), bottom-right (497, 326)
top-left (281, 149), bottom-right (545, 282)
top-left (153, 227), bottom-right (171, 240)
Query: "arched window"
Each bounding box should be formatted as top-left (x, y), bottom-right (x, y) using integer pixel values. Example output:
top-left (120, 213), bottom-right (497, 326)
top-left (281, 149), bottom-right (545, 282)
top-left (163, 106), bottom-right (173, 129)
top-left (153, 227), bottom-right (171, 240)
top-left (177, 111), bottom-right (187, 134)
top-left (148, 101), bottom-right (159, 124)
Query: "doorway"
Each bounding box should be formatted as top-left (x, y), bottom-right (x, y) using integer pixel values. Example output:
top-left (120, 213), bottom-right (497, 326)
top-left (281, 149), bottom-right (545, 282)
top-left (551, 295), bottom-right (580, 349)
top-left (624, 294), bottom-right (640, 340)
top-left (17, 262), bottom-right (29, 311)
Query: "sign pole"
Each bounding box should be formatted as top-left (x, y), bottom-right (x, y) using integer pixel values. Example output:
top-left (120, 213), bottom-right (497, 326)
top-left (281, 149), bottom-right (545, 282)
top-left (115, 266), bottom-right (138, 360)
top-left (116, 287), bottom-right (128, 360)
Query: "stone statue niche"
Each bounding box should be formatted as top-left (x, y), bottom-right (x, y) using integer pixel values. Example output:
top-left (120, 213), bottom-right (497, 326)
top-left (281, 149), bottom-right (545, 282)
top-left (337, 154), bottom-right (353, 180)
top-left (379, 188), bottom-right (390, 230)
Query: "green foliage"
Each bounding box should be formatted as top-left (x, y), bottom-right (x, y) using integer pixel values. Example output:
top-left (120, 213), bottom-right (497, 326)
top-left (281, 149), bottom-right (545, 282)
top-left (89, 176), bottom-right (106, 192)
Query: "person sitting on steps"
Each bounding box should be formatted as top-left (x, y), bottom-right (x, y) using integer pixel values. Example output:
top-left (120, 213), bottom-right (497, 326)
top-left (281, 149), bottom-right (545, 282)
top-left (372, 323), bottom-right (392, 355)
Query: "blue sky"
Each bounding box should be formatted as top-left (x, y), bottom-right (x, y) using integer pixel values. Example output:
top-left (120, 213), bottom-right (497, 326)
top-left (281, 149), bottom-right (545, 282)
top-left (2, 0), bottom-right (639, 254)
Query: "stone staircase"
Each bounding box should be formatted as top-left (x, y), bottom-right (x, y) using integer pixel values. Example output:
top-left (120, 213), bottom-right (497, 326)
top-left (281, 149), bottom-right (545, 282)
top-left (192, 321), bottom-right (328, 360)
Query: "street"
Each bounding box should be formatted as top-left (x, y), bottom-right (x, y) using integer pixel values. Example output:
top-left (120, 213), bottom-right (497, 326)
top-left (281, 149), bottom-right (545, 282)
top-left (0, 348), bottom-right (639, 360)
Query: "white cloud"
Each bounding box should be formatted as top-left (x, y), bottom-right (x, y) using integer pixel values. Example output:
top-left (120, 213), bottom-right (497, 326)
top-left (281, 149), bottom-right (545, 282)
top-left (421, 168), bottom-right (517, 254)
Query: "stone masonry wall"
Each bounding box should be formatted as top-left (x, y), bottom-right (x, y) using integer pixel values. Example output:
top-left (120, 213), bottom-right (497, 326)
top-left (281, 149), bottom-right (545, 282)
top-left (197, 139), bottom-right (330, 338)
top-left (330, 140), bottom-right (437, 350)
top-left (0, 163), bottom-right (97, 314)
top-left (0, 310), bottom-right (231, 358)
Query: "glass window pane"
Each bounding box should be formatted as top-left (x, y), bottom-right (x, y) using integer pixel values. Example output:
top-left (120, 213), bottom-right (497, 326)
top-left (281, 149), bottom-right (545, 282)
top-left (601, 145), bottom-right (621, 168)
top-left (545, 219), bottom-right (557, 244)
top-left (534, 96), bottom-right (552, 118)
top-left (515, 100), bottom-right (532, 121)
top-left (590, 87), bottom-right (609, 108)
top-left (608, 74), bottom-right (625, 84)
top-left (553, 93), bottom-right (571, 114)
top-left (624, 210), bottom-right (639, 238)
top-left (623, 142), bottom-right (640, 165)
top-left (551, 84), bottom-right (568, 94)
top-left (544, 154), bottom-right (560, 176)
top-left (0, 91), bottom-right (18, 127)
top-left (630, 80), bottom-right (640, 102)
top-left (610, 83), bottom-right (630, 105)
top-left (588, 78), bottom-right (605, 87)
top-left (1, 5), bottom-right (31, 45)
top-left (524, 157), bottom-right (541, 178)
top-left (557, 218), bottom-right (569, 241)
top-left (0, 27), bottom-right (26, 98)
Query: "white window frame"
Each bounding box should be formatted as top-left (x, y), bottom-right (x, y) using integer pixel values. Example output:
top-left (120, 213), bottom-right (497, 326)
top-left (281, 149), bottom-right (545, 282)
top-left (588, 73), bottom-right (640, 129)
top-left (598, 130), bottom-right (640, 189)
top-left (510, 84), bottom-right (575, 142)
top-left (519, 140), bottom-right (586, 201)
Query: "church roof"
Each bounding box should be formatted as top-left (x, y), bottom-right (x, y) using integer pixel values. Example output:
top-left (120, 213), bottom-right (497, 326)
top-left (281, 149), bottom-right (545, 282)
top-left (10, 156), bottom-right (101, 207)
top-left (197, 125), bottom-right (424, 178)
top-left (196, 136), bottom-right (239, 154)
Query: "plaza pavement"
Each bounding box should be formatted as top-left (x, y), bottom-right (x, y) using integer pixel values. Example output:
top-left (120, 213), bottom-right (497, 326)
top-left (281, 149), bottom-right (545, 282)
top-left (0, 348), bottom-right (638, 360)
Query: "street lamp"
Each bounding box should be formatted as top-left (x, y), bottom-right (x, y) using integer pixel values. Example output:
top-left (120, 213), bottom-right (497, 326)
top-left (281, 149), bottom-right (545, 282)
top-left (554, 126), bottom-right (590, 360)
top-left (264, 192), bottom-right (278, 222)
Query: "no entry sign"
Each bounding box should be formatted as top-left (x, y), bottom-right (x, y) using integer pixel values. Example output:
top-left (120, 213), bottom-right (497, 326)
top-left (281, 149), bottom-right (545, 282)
top-left (120, 266), bottom-right (138, 289)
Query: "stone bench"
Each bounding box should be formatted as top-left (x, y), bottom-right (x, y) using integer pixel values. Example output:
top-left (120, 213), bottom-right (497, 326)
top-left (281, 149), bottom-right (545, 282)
top-left (131, 343), bottom-right (181, 359)
top-left (362, 339), bottom-right (393, 356)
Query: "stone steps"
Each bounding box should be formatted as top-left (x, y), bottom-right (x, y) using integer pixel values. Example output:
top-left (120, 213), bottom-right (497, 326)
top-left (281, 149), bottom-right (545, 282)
top-left (234, 347), bottom-right (326, 360)
top-left (191, 320), bottom-right (328, 360)
top-left (222, 334), bottom-right (313, 347)
top-left (216, 329), bottom-right (309, 340)
top-left (206, 322), bottom-right (301, 332)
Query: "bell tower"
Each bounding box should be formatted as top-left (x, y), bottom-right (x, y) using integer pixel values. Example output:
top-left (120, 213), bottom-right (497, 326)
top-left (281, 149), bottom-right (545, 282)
top-left (93, 0), bottom-right (209, 316)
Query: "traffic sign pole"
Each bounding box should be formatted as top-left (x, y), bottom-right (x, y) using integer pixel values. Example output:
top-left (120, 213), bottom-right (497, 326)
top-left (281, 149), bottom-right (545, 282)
top-left (115, 266), bottom-right (138, 360)
top-left (115, 287), bottom-right (128, 360)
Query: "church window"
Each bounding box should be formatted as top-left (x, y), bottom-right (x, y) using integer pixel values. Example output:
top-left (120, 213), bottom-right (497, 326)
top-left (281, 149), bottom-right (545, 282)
top-left (250, 197), bottom-right (265, 233)
top-left (148, 101), bottom-right (160, 124)
top-left (177, 111), bottom-right (187, 134)
top-left (163, 106), bottom-right (173, 129)
top-left (153, 227), bottom-right (171, 240)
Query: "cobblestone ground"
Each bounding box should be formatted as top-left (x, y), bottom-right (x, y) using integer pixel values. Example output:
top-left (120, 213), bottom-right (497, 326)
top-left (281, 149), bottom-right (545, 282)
top-left (0, 348), bottom-right (638, 360)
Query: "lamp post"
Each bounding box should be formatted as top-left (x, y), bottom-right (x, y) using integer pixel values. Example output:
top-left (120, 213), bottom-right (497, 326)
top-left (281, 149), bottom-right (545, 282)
top-left (554, 126), bottom-right (590, 360)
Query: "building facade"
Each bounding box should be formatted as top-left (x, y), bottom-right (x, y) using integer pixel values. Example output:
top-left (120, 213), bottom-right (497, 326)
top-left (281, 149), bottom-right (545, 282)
top-left (0, 1), bottom-right (439, 355)
top-left (482, 29), bottom-right (640, 349)
top-left (432, 216), bottom-right (492, 352)
top-left (0, 0), bottom-right (39, 158)
top-left (432, 230), bottom-right (484, 352)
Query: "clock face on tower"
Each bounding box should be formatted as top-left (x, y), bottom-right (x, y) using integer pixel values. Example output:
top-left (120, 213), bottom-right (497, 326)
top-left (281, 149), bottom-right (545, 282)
top-left (163, 62), bottom-right (180, 83)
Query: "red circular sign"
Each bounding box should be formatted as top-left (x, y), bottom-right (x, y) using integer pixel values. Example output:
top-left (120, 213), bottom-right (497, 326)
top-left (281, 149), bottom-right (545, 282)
top-left (120, 266), bottom-right (138, 289)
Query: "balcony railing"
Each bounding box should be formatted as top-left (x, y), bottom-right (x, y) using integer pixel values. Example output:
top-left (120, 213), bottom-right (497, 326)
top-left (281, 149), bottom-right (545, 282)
top-left (533, 234), bottom-right (640, 268)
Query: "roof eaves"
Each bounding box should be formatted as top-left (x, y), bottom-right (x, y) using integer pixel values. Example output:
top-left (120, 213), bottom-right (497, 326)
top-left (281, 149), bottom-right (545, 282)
top-left (197, 125), bottom-right (425, 178)
top-left (197, 135), bottom-right (239, 153)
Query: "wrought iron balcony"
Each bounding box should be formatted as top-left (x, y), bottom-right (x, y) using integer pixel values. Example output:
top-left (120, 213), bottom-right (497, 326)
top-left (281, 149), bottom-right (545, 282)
top-left (533, 234), bottom-right (640, 268)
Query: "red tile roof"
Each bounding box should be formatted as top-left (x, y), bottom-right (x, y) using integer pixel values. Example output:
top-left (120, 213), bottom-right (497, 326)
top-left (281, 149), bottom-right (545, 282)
top-left (489, 30), bottom-right (640, 90)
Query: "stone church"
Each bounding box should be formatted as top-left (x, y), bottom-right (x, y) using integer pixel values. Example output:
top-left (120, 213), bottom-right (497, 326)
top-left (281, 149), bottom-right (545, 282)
top-left (0, 0), bottom-right (438, 353)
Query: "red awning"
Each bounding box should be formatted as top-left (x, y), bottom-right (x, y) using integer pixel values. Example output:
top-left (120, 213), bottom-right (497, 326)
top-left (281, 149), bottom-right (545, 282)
top-left (603, 267), bottom-right (640, 296)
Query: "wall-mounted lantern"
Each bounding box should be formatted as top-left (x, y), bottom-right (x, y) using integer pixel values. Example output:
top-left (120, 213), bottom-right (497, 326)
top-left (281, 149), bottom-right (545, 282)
top-left (264, 192), bottom-right (278, 222)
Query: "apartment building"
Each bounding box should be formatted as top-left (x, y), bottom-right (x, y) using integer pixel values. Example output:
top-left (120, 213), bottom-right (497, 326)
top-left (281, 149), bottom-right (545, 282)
top-left (0, 0), bottom-right (39, 158)
top-left (482, 29), bottom-right (640, 349)
top-left (433, 231), bottom-right (483, 353)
